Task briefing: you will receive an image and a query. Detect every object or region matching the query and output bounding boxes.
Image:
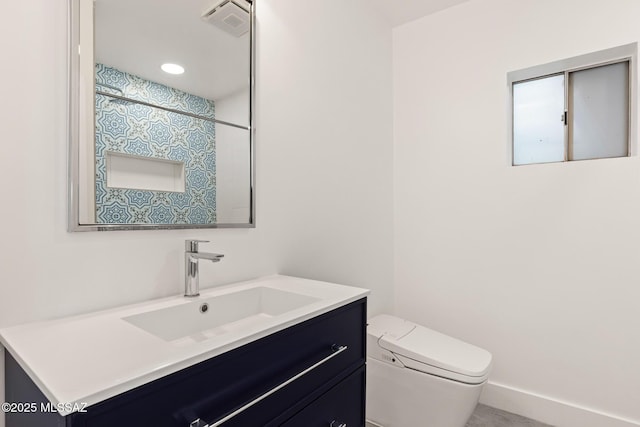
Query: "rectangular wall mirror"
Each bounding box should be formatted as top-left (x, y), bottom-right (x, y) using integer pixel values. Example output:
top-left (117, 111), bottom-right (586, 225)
top-left (68, 0), bottom-right (255, 231)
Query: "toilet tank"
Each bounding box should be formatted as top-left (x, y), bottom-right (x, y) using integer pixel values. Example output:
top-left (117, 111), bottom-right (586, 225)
top-left (367, 314), bottom-right (415, 368)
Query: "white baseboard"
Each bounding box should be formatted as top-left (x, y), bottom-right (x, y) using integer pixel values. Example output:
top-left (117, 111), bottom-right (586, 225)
top-left (480, 381), bottom-right (640, 427)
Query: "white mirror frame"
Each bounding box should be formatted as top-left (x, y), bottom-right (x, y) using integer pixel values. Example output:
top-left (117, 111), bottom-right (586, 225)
top-left (67, 0), bottom-right (256, 231)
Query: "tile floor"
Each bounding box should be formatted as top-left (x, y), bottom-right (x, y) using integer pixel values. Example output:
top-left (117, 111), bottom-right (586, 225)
top-left (365, 403), bottom-right (553, 427)
top-left (466, 404), bottom-right (553, 427)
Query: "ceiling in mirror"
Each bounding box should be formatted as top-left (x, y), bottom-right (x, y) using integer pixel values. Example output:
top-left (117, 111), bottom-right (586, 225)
top-left (68, 0), bottom-right (255, 231)
top-left (94, 0), bottom-right (250, 102)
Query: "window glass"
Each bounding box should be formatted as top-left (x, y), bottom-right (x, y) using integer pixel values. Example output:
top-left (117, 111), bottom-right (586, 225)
top-left (570, 62), bottom-right (629, 160)
top-left (513, 75), bottom-right (566, 165)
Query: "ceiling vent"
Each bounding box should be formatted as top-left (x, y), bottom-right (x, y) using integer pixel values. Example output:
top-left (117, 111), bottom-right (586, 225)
top-left (202, 0), bottom-right (250, 38)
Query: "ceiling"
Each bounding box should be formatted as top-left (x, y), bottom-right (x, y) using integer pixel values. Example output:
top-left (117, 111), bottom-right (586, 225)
top-left (370, 0), bottom-right (471, 27)
top-left (93, 0), bottom-right (467, 102)
top-left (94, 0), bottom-right (250, 101)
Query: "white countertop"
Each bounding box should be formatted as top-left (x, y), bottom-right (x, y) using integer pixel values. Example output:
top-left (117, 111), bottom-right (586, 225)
top-left (0, 275), bottom-right (369, 416)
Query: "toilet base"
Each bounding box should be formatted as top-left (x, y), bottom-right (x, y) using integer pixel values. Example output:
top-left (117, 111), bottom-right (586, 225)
top-left (366, 357), bottom-right (484, 427)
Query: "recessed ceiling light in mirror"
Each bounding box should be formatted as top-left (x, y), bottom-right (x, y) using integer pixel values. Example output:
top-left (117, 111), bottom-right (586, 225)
top-left (161, 63), bottom-right (185, 75)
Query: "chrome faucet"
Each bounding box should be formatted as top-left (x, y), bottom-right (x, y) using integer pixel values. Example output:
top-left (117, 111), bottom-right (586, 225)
top-left (184, 240), bottom-right (224, 297)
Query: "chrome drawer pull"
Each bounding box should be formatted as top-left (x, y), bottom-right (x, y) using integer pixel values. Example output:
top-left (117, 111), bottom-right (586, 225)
top-left (330, 421), bottom-right (347, 427)
top-left (191, 344), bottom-right (348, 427)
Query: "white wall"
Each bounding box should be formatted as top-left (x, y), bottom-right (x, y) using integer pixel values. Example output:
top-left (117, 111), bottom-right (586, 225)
top-left (393, 1), bottom-right (640, 426)
top-left (0, 1), bottom-right (393, 426)
top-left (256, 0), bottom-right (394, 314)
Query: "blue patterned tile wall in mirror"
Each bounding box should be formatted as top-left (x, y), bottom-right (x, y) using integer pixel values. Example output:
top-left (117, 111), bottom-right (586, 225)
top-left (95, 64), bottom-right (217, 225)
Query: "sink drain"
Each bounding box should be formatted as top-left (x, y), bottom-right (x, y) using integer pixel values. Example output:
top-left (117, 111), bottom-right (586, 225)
top-left (200, 303), bottom-right (209, 314)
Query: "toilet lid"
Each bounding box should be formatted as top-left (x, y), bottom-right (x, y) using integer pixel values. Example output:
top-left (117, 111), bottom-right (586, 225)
top-left (377, 320), bottom-right (492, 383)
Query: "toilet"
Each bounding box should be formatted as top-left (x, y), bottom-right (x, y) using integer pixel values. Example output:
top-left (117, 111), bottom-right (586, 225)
top-left (366, 314), bottom-right (493, 427)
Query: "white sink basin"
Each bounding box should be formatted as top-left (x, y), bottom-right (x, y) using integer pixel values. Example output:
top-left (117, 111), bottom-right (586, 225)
top-left (123, 286), bottom-right (321, 344)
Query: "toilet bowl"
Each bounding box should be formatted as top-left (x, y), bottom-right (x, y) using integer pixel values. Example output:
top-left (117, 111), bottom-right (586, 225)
top-left (366, 314), bottom-right (492, 427)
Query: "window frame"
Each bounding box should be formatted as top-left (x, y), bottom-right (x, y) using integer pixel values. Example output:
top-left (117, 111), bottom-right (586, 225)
top-left (507, 43), bottom-right (637, 166)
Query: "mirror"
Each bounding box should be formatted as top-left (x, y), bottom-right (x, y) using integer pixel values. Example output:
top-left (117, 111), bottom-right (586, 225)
top-left (68, 0), bottom-right (255, 231)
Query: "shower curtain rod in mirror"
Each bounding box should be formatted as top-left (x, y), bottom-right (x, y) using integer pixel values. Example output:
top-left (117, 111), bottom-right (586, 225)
top-left (95, 89), bottom-right (251, 131)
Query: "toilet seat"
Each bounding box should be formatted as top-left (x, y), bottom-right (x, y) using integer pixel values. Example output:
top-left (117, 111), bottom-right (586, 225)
top-left (368, 314), bottom-right (492, 385)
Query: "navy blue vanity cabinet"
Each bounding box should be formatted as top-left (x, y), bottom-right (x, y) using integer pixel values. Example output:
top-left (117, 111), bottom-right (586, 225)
top-left (278, 367), bottom-right (365, 427)
top-left (5, 298), bottom-right (367, 427)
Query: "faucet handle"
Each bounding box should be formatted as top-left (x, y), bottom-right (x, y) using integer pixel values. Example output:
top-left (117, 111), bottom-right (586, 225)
top-left (185, 239), bottom-right (209, 252)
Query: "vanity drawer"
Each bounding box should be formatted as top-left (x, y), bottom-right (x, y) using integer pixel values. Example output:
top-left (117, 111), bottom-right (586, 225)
top-left (280, 366), bottom-right (365, 427)
top-left (68, 298), bottom-right (366, 427)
